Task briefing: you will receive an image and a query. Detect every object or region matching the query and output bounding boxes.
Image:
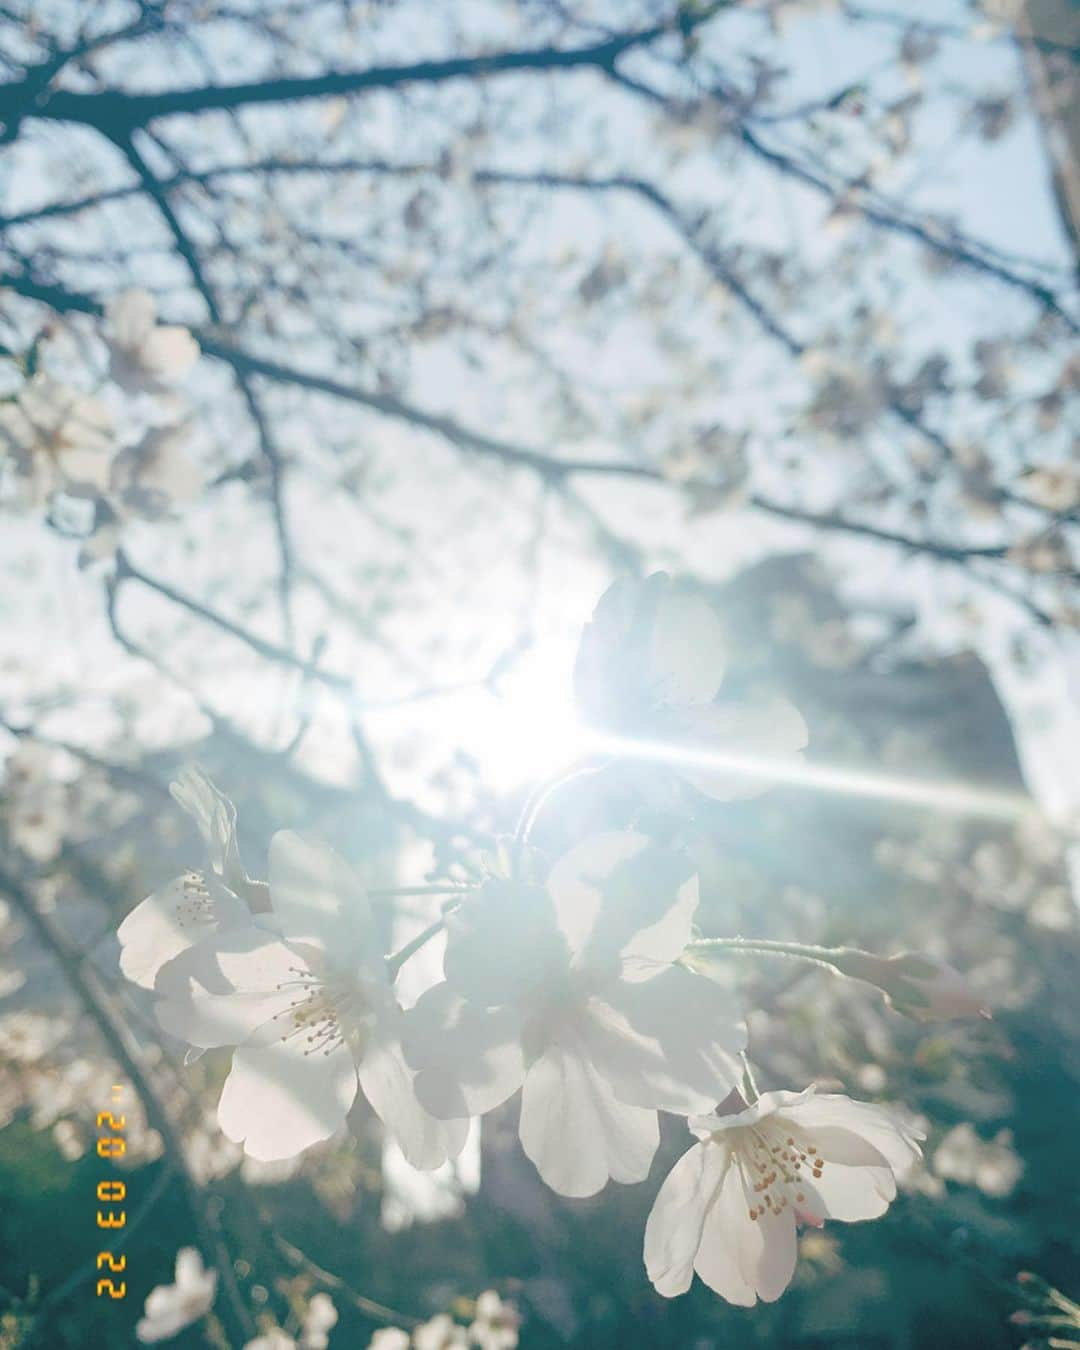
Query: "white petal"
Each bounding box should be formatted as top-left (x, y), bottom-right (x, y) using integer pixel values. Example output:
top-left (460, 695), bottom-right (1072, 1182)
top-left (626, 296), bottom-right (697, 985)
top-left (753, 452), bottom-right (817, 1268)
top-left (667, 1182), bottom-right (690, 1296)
top-left (796, 1157), bottom-right (896, 1223)
top-left (644, 1139), bottom-right (730, 1297)
top-left (619, 873), bottom-right (700, 979)
top-left (141, 326), bottom-right (199, 378)
top-left (106, 288), bottom-right (156, 346)
top-left (169, 766), bottom-right (243, 888)
top-left (118, 872), bottom-right (248, 991)
top-left (217, 1037), bottom-right (357, 1161)
top-left (57, 444), bottom-right (111, 488)
top-left (443, 880), bottom-right (567, 1007)
top-left (268, 831), bottom-right (374, 962)
top-left (672, 695), bottom-right (809, 801)
top-left (358, 1017), bottom-right (468, 1170)
top-left (695, 1151), bottom-right (796, 1304)
top-left (573, 575), bottom-right (646, 727)
top-left (584, 965), bottom-right (745, 1113)
top-left (547, 833), bottom-right (698, 975)
top-left (518, 1040), bottom-right (658, 1197)
top-left (154, 928), bottom-right (301, 1048)
top-left (781, 1094), bottom-right (924, 1178)
top-left (647, 587), bottom-right (727, 707)
top-left (402, 983), bottom-right (525, 1119)
top-left (545, 831), bottom-right (648, 960)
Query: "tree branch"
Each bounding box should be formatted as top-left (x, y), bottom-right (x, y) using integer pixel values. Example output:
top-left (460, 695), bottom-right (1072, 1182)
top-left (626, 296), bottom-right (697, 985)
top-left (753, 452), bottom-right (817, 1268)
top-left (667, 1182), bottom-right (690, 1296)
top-left (0, 12), bottom-right (717, 132)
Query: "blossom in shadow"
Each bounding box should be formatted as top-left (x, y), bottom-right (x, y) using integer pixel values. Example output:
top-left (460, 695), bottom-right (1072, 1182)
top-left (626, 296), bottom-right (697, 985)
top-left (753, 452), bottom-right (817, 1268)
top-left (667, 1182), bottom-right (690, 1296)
top-left (403, 832), bottom-right (746, 1197)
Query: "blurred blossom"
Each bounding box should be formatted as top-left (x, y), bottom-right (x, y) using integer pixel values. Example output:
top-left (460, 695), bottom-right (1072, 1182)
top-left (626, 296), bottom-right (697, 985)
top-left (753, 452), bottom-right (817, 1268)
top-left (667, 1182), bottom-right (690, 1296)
top-left (2, 740), bottom-right (68, 863)
top-left (574, 573), bottom-right (807, 800)
top-left (368, 1330), bottom-right (411, 1350)
top-left (467, 1290), bottom-right (520, 1349)
top-left (108, 423), bottom-right (205, 522)
top-left (104, 289), bottom-right (199, 396)
top-left (135, 1248), bottom-right (217, 1343)
top-left (645, 1089), bottom-right (923, 1305)
top-left (1016, 464), bottom-right (1080, 514)
top-left (244, 1331), bottom-right (296, 1350)
top-left (301, 1292), bottom-right (338, 1349)
top-left (0, 373), bottom-right (113, 506)
top-left (933, 1122), bottom-right (1024, 1198)
top-left (413, 1313), bottom-right (468, 1349)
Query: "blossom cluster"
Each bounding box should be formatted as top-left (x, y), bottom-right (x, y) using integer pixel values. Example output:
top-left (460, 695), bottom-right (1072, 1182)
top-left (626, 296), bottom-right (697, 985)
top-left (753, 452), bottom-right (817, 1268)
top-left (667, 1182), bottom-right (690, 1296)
top-left (0, 290), bottom-right (202, 559)
top-left (118, 574), bottom-right (985, 1329)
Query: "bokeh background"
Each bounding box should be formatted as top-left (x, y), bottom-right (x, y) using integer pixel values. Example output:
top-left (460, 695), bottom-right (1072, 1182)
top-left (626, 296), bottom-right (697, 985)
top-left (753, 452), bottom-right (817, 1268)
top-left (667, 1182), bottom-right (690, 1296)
top-left (0, 1), bottom-right (1078, 1347)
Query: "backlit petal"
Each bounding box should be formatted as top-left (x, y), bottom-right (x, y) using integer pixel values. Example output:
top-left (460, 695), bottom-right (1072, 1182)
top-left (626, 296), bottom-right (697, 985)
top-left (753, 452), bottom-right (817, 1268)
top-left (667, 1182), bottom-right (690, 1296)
top-left (644, 1138), bottom-right (731, 1297)
top-left (402, 983), bottom-right (525, 1119)
top-left (518, 1040), bottom-right (658, 1197)
top-left (268, 831), bottom-right (374, 963)
top-left (217, 1037), bottom-right (357, 1161)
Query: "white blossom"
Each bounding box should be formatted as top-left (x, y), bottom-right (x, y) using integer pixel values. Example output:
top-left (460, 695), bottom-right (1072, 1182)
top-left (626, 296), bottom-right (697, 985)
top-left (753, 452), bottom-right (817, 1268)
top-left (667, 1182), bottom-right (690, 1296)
top-left (118, 767), bottom-right (264, 991)
top-left (239, 1291), bottom-right (337, 1348)
top-left (403, 833), bottom-right (746, 1197)
top-left (154, 830), bottom-right (466, 1166)
top-left (645, 1088), bottom-right (923, 1305)
top-left (413, 1314), bottom-right (468, 1350)
top-left (468, 1290), bottom-right (520, 1349)
top-left (135, 1247), bottom-right (217, 1343)
top-left (109, 423), bottom-right (205, 520)
top-left (368, 1330), bottom-right (411, 1350)
top-left (2, 740), bottom-right (68, 863)
top-left (301, 1292), bottom-right (339, 1349)
top-left (574, 573), bottom-right (807, 799)
top-left (105, 289), bottom-right (199, 394)
top-left (933, 1122), bottom-right (1023, 1197)
top-left (0, 373), bottom-right (113, 505)
top-left (244, 1332), bottom-right (295, 1350)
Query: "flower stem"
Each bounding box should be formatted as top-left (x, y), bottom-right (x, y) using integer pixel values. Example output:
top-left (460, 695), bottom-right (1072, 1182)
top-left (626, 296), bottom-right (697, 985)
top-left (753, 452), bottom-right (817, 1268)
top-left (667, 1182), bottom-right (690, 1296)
top-left (385, 903), bottom-right (464, 978)
top-left (513, 757), bottom-right (607, 849)
top-left (689, 936), bottom-right (849, 969)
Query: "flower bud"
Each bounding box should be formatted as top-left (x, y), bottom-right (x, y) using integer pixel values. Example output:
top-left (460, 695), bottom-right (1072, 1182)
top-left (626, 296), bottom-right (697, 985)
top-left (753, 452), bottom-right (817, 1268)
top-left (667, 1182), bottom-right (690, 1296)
top-left (831, 950), bottom-right (991, 1022)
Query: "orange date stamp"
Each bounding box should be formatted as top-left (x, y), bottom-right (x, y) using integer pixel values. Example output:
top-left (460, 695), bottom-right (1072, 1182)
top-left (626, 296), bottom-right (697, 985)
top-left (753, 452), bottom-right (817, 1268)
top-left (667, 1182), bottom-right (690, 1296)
top-left (95, 1084), bottom-right (128, 1300)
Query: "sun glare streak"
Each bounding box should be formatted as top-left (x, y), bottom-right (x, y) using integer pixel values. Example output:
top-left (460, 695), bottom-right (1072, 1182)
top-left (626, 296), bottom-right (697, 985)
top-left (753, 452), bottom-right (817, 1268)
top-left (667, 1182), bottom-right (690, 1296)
top-left (584, 730), bottom-right (1038, 822)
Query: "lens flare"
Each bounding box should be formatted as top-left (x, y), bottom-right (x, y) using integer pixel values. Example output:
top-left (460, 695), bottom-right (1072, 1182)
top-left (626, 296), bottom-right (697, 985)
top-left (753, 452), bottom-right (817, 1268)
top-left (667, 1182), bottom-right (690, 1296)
top-left (583, 729), bottom-right (1036, 822)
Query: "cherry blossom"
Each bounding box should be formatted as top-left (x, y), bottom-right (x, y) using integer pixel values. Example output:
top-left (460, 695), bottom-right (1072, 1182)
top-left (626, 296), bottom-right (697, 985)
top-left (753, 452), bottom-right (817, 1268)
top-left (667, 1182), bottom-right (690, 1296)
top-left (644, 1088), bottom-right (923, 1305)
top-left (468, 1291), bottom-right (520, 1349)
top-left (413, 1314), bottom-right (468, 1350)
top-left (574, 573), bottom-right (807, 799)
top-left (2, 740), bottom-right (68, 863)
top-left (403, 832), bottom-right (746, 1197)
top-left (135, 1247), bottom-right (217, 1343)
top-left (243, 1331), bottom-right (296, 1350)
top-left (368, 1330), bottom-right (411, 1350)
top-left (0, 373), bottom-right (113, 506)
top-left (118, 767), bottom-right (265, 991)
top-left (109, 423), bottom-right (205, 520)
top-left (154, 830), bottom-right (467, 1166)
top-left (300, 1293), bottom-right (339, 1350)
top-left (104, 289), bottom-right (199, 395)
